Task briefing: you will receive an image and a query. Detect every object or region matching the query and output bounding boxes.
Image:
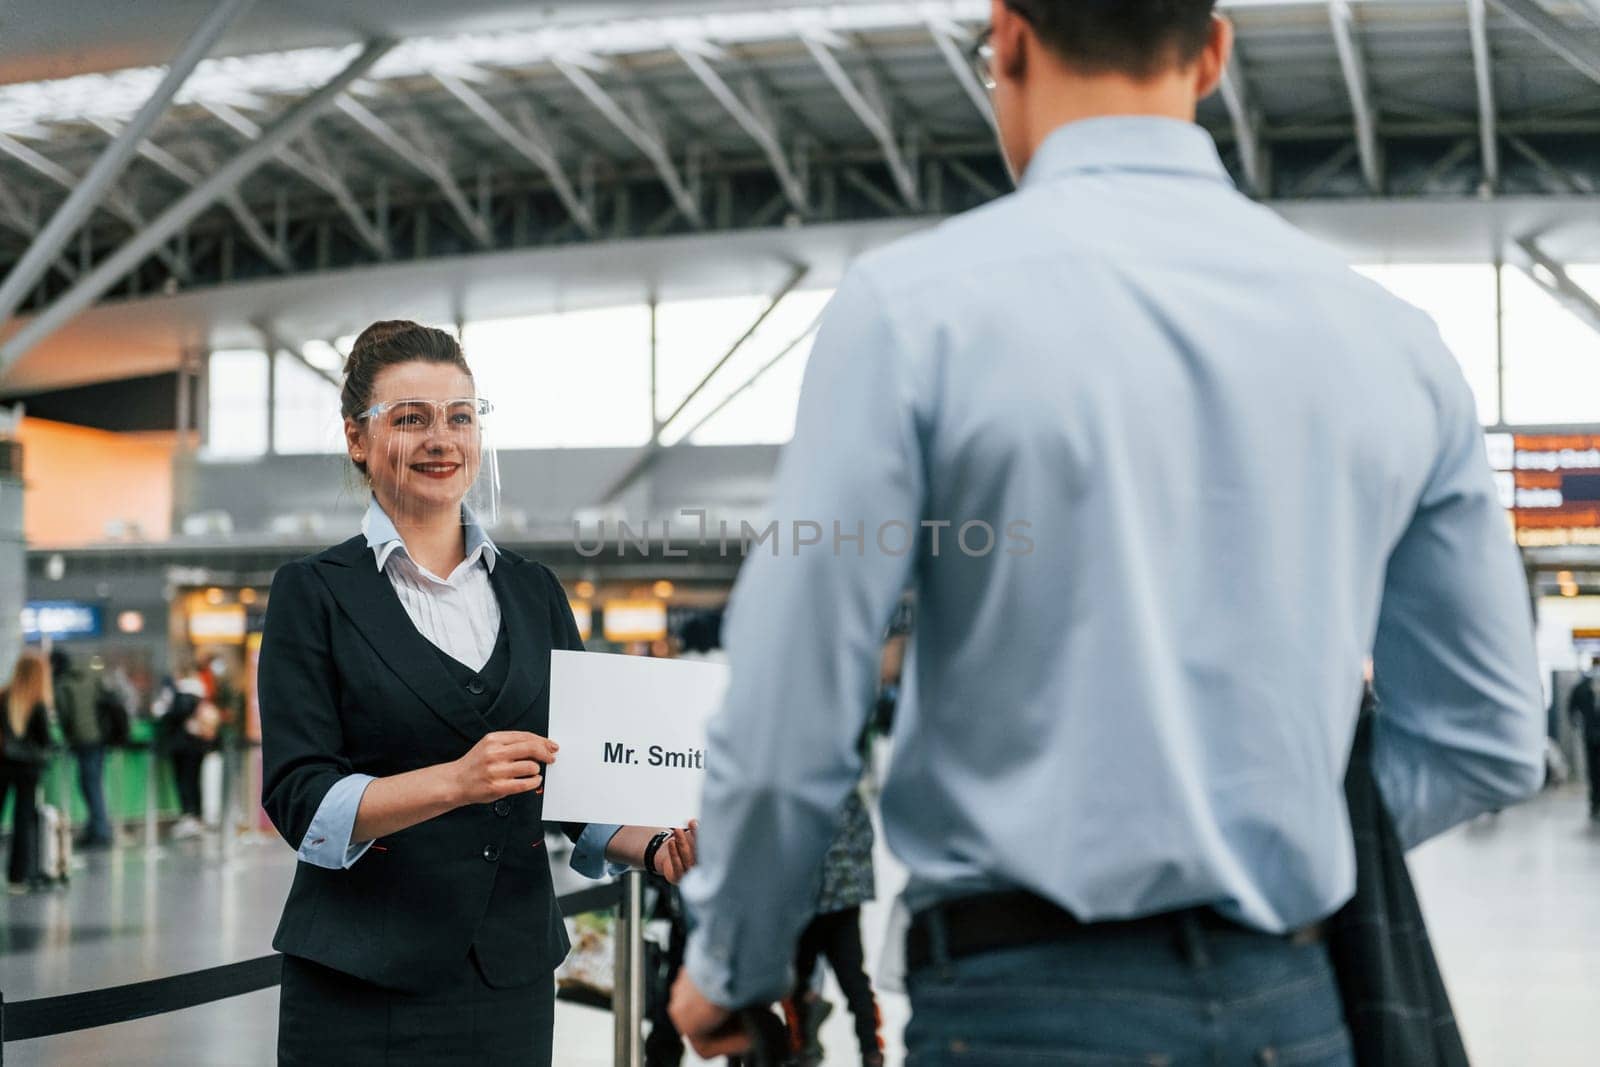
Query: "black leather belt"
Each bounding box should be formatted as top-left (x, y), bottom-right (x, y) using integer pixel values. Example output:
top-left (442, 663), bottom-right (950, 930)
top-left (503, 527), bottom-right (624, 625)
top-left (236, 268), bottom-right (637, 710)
top-left (905, 890), bottom-right (1322, 972)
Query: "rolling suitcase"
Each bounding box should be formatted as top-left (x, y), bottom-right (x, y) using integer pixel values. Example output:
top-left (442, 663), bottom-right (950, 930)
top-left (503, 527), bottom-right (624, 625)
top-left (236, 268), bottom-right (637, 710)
top-left (37, 798), bottom-right (72, 884)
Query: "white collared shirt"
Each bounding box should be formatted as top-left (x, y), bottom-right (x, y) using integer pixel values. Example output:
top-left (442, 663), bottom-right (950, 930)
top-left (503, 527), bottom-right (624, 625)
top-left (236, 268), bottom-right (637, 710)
top-left (360, 497), bottom-right (502, 671)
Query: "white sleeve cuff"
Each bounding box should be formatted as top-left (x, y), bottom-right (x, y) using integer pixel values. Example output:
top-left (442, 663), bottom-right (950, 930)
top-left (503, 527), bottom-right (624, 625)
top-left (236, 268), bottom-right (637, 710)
top-left (296, 774), bottom-right (377, 869)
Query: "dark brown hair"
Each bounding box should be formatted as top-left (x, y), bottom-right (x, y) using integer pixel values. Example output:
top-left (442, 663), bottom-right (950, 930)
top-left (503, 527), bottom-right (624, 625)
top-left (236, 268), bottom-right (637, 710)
top-left (1009, 0), bottom-right (1217, 79)
top-left (341, 320), bottom-right (473, 475)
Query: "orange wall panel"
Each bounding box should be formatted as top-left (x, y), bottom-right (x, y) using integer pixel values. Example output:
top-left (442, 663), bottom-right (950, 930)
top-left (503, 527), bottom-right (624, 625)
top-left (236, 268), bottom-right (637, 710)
top-left (17, 417), bottom-right (174, 546)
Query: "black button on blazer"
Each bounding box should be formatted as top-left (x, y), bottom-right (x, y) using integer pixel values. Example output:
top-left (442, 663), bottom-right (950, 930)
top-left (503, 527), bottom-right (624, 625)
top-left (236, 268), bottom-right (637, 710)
top-left (258, 534), bottom-right (586, 993)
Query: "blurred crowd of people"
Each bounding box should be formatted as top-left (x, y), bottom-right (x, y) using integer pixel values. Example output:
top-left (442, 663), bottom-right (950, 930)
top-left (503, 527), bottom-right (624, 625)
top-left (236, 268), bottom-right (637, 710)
top-left (0, 645), bottom-right (247, 893)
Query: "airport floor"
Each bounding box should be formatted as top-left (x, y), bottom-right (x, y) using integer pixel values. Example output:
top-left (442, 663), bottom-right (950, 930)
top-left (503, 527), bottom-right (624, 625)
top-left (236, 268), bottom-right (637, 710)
top-left (1, 785), bottom-right (1595, 1066)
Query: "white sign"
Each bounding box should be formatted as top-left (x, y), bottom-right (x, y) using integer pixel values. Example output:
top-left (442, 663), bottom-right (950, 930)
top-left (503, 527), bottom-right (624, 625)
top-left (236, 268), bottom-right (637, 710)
top-left (542, 650), bottom-right (729, 829)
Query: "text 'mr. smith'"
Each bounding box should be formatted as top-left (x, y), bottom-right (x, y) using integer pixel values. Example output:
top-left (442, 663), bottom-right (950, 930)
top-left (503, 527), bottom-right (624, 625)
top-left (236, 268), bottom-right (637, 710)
top-left (603, 741), bottom-right (705, 770)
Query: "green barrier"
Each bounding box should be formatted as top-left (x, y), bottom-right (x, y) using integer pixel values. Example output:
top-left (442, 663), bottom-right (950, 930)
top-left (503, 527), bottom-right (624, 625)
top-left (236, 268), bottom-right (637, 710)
top-left (1, 744), bottom-right (182, 828)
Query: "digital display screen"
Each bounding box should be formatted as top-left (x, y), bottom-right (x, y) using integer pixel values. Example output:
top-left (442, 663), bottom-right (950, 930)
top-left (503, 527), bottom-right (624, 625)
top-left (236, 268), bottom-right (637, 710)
top-left (1488, 432), bottom-right (1600, 547)
top-left (22, 601), bottom-right (103, 640)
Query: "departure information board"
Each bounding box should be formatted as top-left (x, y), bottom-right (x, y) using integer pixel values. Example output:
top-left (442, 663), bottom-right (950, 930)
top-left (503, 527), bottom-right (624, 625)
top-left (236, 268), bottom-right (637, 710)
top-left (1487, 431), bottom-right (1600, 547)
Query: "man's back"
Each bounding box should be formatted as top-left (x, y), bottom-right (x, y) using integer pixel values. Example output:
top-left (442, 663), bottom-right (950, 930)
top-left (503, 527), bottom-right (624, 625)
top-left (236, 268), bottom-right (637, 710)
top-left (688, 118), bottom-right (1542, 963)
top-left (845, 116), bottom-right (1541, 929)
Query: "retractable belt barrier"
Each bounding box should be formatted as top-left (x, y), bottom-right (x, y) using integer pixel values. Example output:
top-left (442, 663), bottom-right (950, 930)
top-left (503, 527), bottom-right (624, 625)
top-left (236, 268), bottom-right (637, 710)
top-left (0, 880), bottom-right (625, 1059)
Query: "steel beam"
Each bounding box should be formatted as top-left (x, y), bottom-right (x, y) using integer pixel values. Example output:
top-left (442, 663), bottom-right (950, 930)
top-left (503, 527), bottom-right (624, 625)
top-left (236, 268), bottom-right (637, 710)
top-left (803, 35), bottom-right (921, 209)
top-left (928, 19), bottom-right (996, 135)
top-left (1218, 50), bottom-right (1268, 196)
top-left (1516, 237), bottom-right (1600, 339)
top-left (0, 133), bottom-right (190, 280)
top-left (256, 320), bottom-right (341, 389)
top-left (1398, 138), bottom-right (1477, 196)
top-left (945, 157), bottom-right (1001, 200)
top-left (674, 44), bottom-right (808, 214)
top-left (335, 97), bottom-right (493, 248)
top-left (93, 119), bottom-right (292, 272)
top-left (1506, 136), bottom-right (1595, 194)
top-left (0, 181), bottom-right (77, 280)
top-left (676, 312), bottom-right (822, 442)
top-left (432, 73), bottom-right (599, 237)
top-left (204, 102), bottom-right (393, 258)
top-left (0, 0), bottom-right (252, 325)
top-left (1467, 0), bottom-right (1501, 190)
top-left (0, 41), bottom-right (396, 374)
top-left (1489, 0), bottom-right (1600, 85)
top-left (1328, 0), bottom-right (1383, 193)
top-left (555, 59), bottom-right (705, 228)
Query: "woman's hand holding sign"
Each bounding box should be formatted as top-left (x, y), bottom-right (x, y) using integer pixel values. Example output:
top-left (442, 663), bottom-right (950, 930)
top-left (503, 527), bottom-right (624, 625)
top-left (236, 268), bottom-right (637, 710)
top-left (349, 730), bottom-right (558, 844)
top-left (451, 731), bottom-right (559, 804)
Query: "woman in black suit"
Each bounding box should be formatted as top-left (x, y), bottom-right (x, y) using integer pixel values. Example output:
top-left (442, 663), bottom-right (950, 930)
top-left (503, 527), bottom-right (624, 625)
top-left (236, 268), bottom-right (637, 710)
top-left (260, 320), bottom-right (696, 1066)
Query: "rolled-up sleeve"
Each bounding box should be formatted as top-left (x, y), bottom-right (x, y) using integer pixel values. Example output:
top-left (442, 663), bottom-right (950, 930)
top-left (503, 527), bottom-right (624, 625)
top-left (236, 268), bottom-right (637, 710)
top-left (296, 773), bottom-right (378, 869)
top-left (680, 267), bottom-right (923, 1006)
top-left (570, 823), bottom-right (625, 879)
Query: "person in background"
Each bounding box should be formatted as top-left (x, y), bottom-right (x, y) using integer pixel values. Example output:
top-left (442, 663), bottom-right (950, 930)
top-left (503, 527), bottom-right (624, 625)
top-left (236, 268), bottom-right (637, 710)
top-left (50, 649), bottom-right (114, 849)
top-left (1, 652), bottom-right (55, 892)
top-left (1567, 656), bottom-right (1600, 821)
top-left (153, 660), bottom-right (215, 839)
top-left (782, 786), bottom-right (883, 1067)
top-left (670, 1), bottom-right (1545, 1061)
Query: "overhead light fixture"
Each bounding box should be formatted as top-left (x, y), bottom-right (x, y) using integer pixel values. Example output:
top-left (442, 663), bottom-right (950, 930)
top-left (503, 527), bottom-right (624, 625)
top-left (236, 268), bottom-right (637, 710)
top-left (117, 611), bottom-right (145, 634)
top-left (205, 587), bottom-right (227, 605)
top-left (653, 580), bottom-right (675, 599)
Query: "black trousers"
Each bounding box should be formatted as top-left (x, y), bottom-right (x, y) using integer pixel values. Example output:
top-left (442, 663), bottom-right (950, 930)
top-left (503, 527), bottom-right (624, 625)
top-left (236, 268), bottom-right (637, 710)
top-left (791, 907), bottom-right (882, 1061)
top-left (0, 762), bottom-right (41, 883)
top-left (1587, 738), bottom-right (1600, 814)
top-left (278, 952), bottom-right (555, 1066)
top-left (170, 747), bottom-right (204, 817)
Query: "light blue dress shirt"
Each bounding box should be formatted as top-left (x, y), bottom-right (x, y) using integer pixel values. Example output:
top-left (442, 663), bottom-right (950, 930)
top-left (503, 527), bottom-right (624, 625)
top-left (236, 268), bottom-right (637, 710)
top-left (297, 497), bottom-right (622, 877)
top-left (679, 116), bottom-right (1545, 1006)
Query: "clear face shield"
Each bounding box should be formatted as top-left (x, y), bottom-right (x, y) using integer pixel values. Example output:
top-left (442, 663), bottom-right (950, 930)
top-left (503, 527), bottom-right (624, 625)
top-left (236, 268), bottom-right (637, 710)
top-left (356, 396), bottom-right (501, 529)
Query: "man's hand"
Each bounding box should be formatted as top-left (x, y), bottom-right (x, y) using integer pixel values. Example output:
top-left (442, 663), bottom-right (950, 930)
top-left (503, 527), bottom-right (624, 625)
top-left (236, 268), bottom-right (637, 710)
top-left (669, 972), bottom-right (747, 1059)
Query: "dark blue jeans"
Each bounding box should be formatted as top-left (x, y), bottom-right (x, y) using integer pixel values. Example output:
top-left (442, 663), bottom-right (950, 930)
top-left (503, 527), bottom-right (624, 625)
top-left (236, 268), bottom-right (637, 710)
top-left (73, 745), bottom-right (112, 842)
top-left (906, 913), bottom-right (1353, 1066)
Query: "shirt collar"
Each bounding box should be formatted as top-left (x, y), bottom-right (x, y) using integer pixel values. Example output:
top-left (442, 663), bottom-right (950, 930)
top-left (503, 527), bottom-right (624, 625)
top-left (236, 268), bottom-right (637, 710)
top-left (361, 495), bottom-right (498, 575)
top-left (1020, 116), bottom-right (1234, 190)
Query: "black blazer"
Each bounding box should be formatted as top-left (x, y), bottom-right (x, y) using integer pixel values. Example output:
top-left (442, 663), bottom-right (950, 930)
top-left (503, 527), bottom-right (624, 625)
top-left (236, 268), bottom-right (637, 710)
top-left (259, 534), bottom-right (584, 993)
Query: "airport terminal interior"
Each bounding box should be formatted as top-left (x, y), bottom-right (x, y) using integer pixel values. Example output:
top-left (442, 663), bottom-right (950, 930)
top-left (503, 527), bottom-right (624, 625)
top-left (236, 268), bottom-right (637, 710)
top-left (1, 0), bottom-right (1600, 1064)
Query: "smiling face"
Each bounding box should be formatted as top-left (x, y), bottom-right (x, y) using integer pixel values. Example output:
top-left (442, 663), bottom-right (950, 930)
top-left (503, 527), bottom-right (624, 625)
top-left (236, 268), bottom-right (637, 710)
top-left (345, 360), bottom-right (481, 525)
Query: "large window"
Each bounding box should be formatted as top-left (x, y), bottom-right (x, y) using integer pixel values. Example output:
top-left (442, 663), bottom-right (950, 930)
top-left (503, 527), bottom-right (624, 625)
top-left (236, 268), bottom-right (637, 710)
top-left (654, 288), bottom-right (833, 446)
top-left (203, 350), bottom-right (268, 458)
top-left (1501, 266), bottom-right (1600, 427)
top-left (272, 353), bottom-right (344, 455)
top-left (466, 306), bottom-right (653, 449)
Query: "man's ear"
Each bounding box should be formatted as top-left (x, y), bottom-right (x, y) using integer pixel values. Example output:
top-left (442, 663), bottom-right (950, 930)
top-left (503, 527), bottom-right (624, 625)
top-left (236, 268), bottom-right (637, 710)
top-left (992, 0), bottom-right (1031, 86)
top-left (1194, 14), bottom-right (1235, 100)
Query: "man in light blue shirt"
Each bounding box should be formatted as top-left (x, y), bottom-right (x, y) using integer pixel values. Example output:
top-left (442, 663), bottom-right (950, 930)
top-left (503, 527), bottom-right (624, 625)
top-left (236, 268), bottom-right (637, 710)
top-left (671, 2), bottom-right (1544, 1062)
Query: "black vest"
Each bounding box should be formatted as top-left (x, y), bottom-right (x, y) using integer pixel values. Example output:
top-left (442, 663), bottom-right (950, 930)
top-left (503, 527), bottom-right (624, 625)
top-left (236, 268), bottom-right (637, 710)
top-left (261, 539), bottom-right (578, 994)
